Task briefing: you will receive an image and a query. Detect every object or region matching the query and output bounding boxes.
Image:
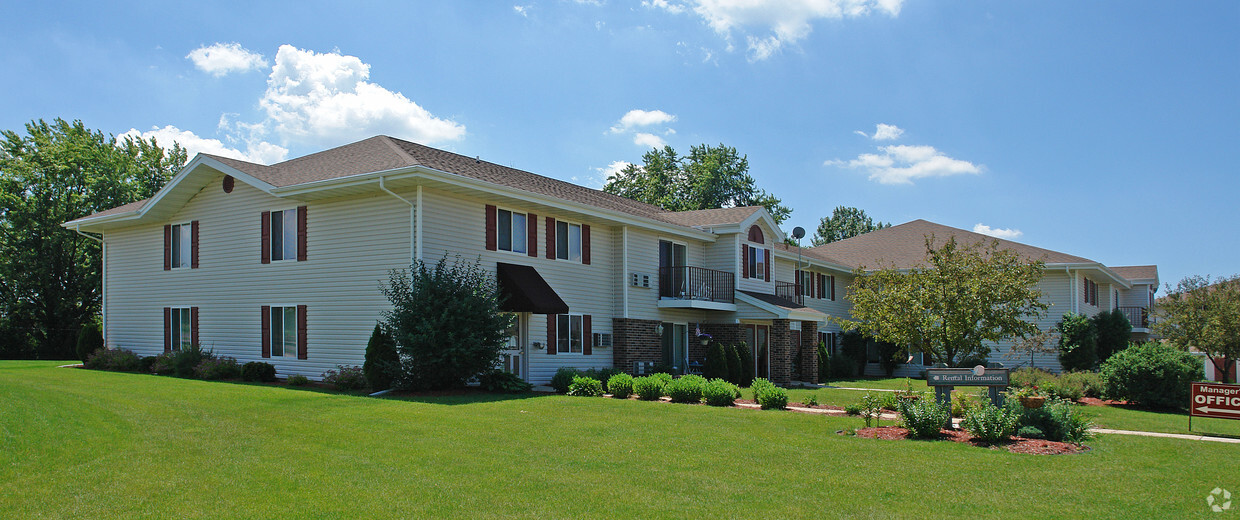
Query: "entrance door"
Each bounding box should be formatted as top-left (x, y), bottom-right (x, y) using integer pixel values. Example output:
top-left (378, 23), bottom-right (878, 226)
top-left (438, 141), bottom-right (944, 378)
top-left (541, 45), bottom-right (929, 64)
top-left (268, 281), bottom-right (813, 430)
top-left (745, 324), bottom-right (770, 380)
top-left (661, 322), bottom-right (689, 374)
top-left (501, 313), bottom-right (526, 381)
top-left (659, 240), bottom-right (688, 298)
top-left (790, 329), bottom-right (802, 380)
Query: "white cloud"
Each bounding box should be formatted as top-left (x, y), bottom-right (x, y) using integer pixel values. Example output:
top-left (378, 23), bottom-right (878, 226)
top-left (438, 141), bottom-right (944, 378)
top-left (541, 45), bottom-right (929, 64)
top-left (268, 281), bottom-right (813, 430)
top-left (649, 0), bottom-right (902, 61)
top-left (513, 5), bottom-right (529, 17)
top-left (186, 43), bottom-right (267, 77)
top-left (599, 160), bottom-right (632, 179)
top-left (259, 45), bottom-right (465, 148)
top-left (973, 223), bottom-right (1023, 240)
top-left (610, 109), bottom-right (678, 133)
top-left (832, 144), bottom-right (982, 185)
top-left (121, 125), bottom-right (288, 165)
top-left (871, 123), bottom-right (904, 141)
top-left (633, 132), bottom-right (667, 148)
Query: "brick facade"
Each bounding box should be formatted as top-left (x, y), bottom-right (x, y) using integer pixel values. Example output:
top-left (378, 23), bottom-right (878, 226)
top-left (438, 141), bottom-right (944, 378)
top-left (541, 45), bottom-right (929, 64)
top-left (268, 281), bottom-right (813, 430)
top-left (799, 320), bottom-right (819, 384)
top-left (769, 319), bottom-right (792, 384)
top-left (612, 318), bottom-right (662, 374)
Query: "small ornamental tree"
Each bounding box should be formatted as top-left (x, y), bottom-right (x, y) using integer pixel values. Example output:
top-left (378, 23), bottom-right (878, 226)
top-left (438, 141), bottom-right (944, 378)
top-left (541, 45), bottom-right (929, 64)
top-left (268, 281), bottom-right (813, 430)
top-left (725, 344), bottom-right (743, 385)
top-left (1057, 313), bottom-right (1098, 372)
top-left (362, 323), bottom-right (399, 391)
top-left (382, 256), bottom-right (513, 391)
top-left (75, 320), bottom-right (104, 362)
top-left (840, 331), bottom-right (868, 375)
top-left (735, 342), bottom-right (755, 387)
top-left (1154, 275), bottom-right (1240, 383)
top-left (704, 342), bottom-right (729, 381)
top-left (1092, 309), bottom-right (1132, 363)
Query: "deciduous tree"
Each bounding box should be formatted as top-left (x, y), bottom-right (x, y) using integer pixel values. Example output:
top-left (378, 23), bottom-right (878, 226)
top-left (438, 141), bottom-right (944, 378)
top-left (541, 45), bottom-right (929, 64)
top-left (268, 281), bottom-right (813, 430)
top-left (1154, 275), bottom-right (1240, 383)
top-left (811, 206), bottom-right (889, 246)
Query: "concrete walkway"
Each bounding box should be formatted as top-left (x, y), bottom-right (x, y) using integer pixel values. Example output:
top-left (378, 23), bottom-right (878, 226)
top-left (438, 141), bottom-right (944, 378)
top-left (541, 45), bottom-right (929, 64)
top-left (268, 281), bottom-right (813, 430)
top-left (1091, 428), bottom-right (1240, 444)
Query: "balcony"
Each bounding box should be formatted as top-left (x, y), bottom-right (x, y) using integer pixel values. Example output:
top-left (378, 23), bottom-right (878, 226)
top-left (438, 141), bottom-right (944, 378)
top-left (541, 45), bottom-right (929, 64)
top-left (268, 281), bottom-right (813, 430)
top-left (774, 281), bottom-right (804, 306)
top-left (658, 266), bottom-right (735, 311)
top-left (1119, 306), bottom-right (1149, 329)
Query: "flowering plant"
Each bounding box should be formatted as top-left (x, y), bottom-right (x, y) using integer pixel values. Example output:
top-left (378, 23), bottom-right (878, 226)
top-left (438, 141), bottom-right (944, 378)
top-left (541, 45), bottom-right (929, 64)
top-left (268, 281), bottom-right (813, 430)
top-left (1010, 384), bottom-right (1044, 399)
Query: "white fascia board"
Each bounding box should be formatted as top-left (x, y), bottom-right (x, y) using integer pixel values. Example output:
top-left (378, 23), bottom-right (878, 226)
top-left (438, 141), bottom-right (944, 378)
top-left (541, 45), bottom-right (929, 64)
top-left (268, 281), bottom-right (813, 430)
top-left (735, 292), bottom-right (828, 324)
top-left (1045, 262), bottom-right (1132, 289)
top-left (770, 248), bottom-right (854, 274)
top-left (272, 165), bottom-right (718, 242)
top-left (739, 208), bottom-right (785, 243)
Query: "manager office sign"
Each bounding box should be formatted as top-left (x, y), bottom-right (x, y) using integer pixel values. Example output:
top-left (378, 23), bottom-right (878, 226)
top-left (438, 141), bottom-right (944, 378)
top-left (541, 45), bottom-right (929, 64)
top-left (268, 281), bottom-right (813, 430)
top-left (1190, 382), bottom-right (1240, 420)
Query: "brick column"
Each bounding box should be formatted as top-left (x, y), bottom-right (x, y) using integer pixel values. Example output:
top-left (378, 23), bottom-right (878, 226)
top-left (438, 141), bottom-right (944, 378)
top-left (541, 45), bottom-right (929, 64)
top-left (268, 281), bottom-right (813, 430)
top-left (612, 318), bottom-right (663, 375)
top-left (770, 319), bottom-right (792, 385)
top-left (800, 321), bottom-right (819, 384)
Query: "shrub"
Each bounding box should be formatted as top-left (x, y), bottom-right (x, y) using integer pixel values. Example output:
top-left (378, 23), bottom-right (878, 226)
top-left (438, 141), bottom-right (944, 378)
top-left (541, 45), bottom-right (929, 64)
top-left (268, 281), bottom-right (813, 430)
top-left (840, 331), bottom-right (868, 375)
top-left (477, 370), bottom-right (532, 393)
top-left (1010, 367), bottom-right (1054, 390)
top-left (194, 356), bottom-right (240, 380)
top-left (322, 365), bottom-right (367, 391)
top-left (382, 257), bottom-right (512, 390)
top-left (1043, 375), bottom-right (1084, 402)
top-left (1057, 312), bottom-right (1098, 372)
top-left (666, 374), bottom-right (706, 403)
top-left (550, 367), bottom-right (580, 394)
top-left (844, 403), bottom-right (862, 416)
top-left (817, 342), bottom-right (831, 382)
top-left (951, 390), bottom-right (985, 418)
top-left (801, 394), bottom-right (819, 407)
top-left (167, 344), bottom-right (213, 378)
top-left (962, 401), bottom-right (1020, 443)
top-left (1016, 426), bottom-right (1045, 439)
top-left (735, 343), bottom-right (755, 387)
top-left (877, 341), bottom-right (902, 377)
top-left (75, 321), bottom-right (104, 362)
top-left (704, 343), bottom-right (729, 381)
top-left (1006, 398), bottom-right (1093, 443)
top-left (584, 368), bottom-right (621, 386)
top-left (1060, 370), bottom-right (1105, 398)
top-left (606, 373), bottom-right (634, 398)
top-left (897, 397), bottom-right (949, 438)
top-left (1092, 308), bottom-right (1132, 363)
top-left (703, 378), bottom-right (738, 406)
top-left (757, 386), bottom-right (789, 410)
top-left (84, 348), bottom-right (141, 372)
top-left (1100, 342), bottom-right (1203, 409)
top-left (287, 374), bottom-right (310, 386)
top-left (725, 344), bottom-right (743, 385)
top-left (149, 353), bottom-right (175, 375)
top-left (750, 377), bottom-right (774, 395)
top-left (877, 392), bottom-right (898, 411)
top-left (650, 372), bottom-right (674, 388)
top-left (241, 361), bottom-right (277, 382)
top-left (138, 356), bottom-right (157, 373)
top-left (362, 324), bottom-right (399, 391)
top-left (633, 376), bottom-right (664, 401)
top-left (568, 376), bottom-right (604, 397)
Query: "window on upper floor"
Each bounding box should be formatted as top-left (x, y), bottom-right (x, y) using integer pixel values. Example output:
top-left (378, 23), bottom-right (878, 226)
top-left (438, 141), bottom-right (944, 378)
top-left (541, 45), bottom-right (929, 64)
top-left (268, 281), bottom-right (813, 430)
top-left (262, 207), bottom-right (306, 264)
top-left (820, 274), bottom-right (835, 301)
top-left (164, 221), bottom-right (198, 270)
top-left (556, 221), bottom-right (581, 262)
top-left (745, 244), bottom-right (767, 280)
top-left (497, 209), bottom-right (528, 255)
top-left (1083, 278), bottom-right (1098, 306)
top-left (800, 270), bottom-right (813, 297)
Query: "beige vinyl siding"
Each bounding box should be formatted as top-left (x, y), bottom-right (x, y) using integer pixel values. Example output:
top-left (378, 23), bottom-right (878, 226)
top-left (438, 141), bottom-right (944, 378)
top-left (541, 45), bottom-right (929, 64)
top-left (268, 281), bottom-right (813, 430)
top-left (802, 270), bottom-right (854, 331)
top-left (737, 219), bottom-right (776, 294)
top-left (703, 233), bottom-right (738, 273)
top-left (1119, 284), bottom-right (1154, 308)
top-left (104, 174), bottom-right (410, 378)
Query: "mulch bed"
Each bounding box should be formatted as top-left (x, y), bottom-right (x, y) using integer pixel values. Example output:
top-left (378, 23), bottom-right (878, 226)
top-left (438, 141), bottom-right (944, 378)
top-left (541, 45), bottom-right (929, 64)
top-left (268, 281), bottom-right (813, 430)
top-left (1078, 397), bottom-right (1128, 406)
top-left (847, 426), bottom-right (1090, 455)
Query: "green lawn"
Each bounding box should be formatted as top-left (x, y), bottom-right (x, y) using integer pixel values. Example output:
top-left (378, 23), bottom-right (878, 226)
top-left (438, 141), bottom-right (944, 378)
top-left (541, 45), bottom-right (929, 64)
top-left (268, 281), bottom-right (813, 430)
top-left (3, 361), bottom-right (1237, 519)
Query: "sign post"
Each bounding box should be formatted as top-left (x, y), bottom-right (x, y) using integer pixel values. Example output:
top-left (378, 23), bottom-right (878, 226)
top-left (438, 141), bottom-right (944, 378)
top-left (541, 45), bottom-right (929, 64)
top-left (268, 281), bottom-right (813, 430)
top-left (926, 366), bottom-right (1010, 428)
top-left (1189, 382), bottom-right (1240, 432)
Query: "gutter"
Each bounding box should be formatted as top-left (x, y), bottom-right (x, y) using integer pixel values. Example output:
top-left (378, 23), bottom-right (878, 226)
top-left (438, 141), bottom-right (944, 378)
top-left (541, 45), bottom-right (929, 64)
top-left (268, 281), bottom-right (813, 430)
top-left (379, 176), bottom-right (416, 264)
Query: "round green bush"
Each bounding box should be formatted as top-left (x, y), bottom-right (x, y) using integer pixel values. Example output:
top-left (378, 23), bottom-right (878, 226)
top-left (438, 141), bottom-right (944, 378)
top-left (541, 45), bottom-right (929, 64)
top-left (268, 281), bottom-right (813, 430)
top-left (75, 322), bottom-right (104, 362)
top-left (725, 344), bottom-right (743, 385)
top-left (606, 373), bottom-right (634, 398)
top-left (666, 375), bottom-right (706, 403)
top-left (287, 374), bottom-right (310, 386)
top-left (704, 343), bottom-right (729, 381)
top-left (568, 375), bottom-right (604, 397)
top-left (550, 367), bottom-right (581, 394)
top-left (897, 397), bottom-right (949, 438)
top-left (756, 386), bottom-right (789, 410)
top-left (650, 372), bottom-right (673, 387)
top-left (1100, 342), bottom-right (1202, 409)
top-left (702, 378), bottom-right (738, 406)
top-left (633, 376), bottom-right (664, 401)
top-left (1016, 426), bottom-right (1045, 439)
top-left (961, 401), bottom-right (1019, 443)
top-left (241, 361), bottom-right (277, 382)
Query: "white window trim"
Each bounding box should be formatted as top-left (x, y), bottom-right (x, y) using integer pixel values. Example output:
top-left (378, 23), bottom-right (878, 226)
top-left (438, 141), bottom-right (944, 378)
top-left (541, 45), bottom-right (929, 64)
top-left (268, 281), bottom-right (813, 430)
top-left (556, 313), bottom-right (585, 354)
top-left (170, 221), bottom-right (192, 269)
top-left (555, 219), bottom-right (583, 263)
top-left (746, 244), bottom-right (767, 280)
top-left (269, 303), bottom-right (299, 358)
top-left (496, 207), bottom-right (529, 255)
top-left (169, 305), bottom-right (192, 351)
top-left (269, 208), bottom-right (299, 263)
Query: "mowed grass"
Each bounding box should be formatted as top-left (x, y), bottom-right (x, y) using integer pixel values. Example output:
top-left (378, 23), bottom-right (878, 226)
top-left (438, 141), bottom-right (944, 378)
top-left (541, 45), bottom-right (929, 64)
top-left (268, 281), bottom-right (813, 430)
top-left (2, 362), bottom-right (1237, 519)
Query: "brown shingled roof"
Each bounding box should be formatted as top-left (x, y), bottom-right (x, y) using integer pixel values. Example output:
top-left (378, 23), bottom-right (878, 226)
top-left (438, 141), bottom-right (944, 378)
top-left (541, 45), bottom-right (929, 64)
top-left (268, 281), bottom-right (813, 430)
top-left (79, 198), bottom-right (148, 219)
top-left (809, 219), bottom-right (1095, 269)
top-left (738, 290), bottom-right (813, 311)
top-left (1111, 265), bottom-right (1158, 282)
top-left (659, 206), bottom-right (763, 228)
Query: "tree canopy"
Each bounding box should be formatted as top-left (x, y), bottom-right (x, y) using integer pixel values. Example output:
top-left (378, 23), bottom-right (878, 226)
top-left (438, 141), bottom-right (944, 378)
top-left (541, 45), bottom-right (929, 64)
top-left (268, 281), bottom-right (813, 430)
top-left (1154, 274), bottom-right (1240, 383)
top-left (811, 206), bottom-right (889, 246)
top-left (838, 236), bottom-right (1048, 366)
top-left (604, 144), bottom-right (792, 224)
top-left (0, 118), bottom-right (185, 359)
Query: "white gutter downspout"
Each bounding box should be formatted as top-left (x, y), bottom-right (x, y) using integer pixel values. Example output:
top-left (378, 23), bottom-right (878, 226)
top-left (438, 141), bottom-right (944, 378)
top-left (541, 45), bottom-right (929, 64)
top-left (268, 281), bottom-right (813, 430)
top-left (622, 226), bottom-right (629, 318)
top-left (379, 177), bottom-right (416, 264)
top-left (1066, 265), bottom-right (1077, 314)
top-left (75, 226), bottom-right (105, 347)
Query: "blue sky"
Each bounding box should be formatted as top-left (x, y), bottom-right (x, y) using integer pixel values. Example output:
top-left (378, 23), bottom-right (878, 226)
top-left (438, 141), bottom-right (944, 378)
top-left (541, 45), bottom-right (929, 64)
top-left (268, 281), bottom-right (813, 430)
top-left (2, 1), bottom-right (1236, 288)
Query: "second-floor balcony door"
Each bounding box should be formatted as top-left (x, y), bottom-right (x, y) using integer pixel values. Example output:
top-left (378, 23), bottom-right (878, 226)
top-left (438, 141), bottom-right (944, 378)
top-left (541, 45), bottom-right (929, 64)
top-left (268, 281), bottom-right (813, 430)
top-left (659, 240), bottom-right (688, 298)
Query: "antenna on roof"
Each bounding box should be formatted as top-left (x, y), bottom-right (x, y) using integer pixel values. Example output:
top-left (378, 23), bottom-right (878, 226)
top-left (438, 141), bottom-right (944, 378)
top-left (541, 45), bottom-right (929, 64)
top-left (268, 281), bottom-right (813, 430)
top-left (475, 156), bottom-right (481, 164)
top-left (792, 226), bottom-right (806, 271)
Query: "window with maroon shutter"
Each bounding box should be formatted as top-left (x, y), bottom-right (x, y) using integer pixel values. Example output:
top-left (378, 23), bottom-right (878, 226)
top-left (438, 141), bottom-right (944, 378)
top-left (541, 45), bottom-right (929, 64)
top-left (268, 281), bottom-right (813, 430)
top-left (763, 249), bottom-right (771, 281)
top-left (556, 314), bottom-right (585, 353)
top-left (583, 315), bottom-right (592, 355)
top-left (191, 307), bottom-right (199, 346)
top-left (166, 307), bottom-right (193, 352)
top-left (545, 217), bottom-right (555, 260)
top-left (297, 305), bottom-right (308, 360)
top-left (485, 204), bottom-right (498, 251)
top-left (552, 220), bottom-right (583, 262)
top-left (296, 206), bottom-right (307, 261)
top-left (168, 223), bottom-right (192, 269)
top-left (163, 307), bottom-right (171, 352)
top-left (266, 209), bottom-right (300, 262)
top-left (741, 245), bottom-right (749, 278)
top-left (261, 306), bottom-right (271, 358)
top-left (163, 225), bottom-right (171, 270)
top-left (268, 306), bottom-right (299, 357)
top-left (546, 314), bottom-right (556, 355)
top-left (190, 220), bottom-right (200, 268)
top-left (494, 207), bottom-right (530, 255)
top-left (581, 224), bottom-right (591, 265)
top-left (260, 211), bottom-right (271, 264)
top-left (527, 213), bottom-right (538, 257)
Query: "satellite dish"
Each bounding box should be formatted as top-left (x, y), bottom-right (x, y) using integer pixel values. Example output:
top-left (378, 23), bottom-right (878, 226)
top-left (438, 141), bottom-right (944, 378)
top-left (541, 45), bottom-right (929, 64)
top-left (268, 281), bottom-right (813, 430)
top-left (792, 226), bottom-right (805, 239)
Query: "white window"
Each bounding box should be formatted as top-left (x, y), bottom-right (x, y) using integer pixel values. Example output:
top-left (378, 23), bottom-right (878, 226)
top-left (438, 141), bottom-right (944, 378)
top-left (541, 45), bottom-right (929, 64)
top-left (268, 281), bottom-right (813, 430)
top-left (169, 307), bottom-right (192, 351)
top-left (270, 209), bottom-right (297, 262)
top-left (747, 245), bottom-right (766, 279)
top-left (497, 209), bottom-right (527, 254)
top-left (170, 223), bottom-right (191, 269)
top-left (270, 305), bottom-right (298, 357)
top-left (556, 221), bottom-right (581, 262)
top-left (800, 270), bottom-right (813, 296)
top-left (557, 314), bottom-right (583, 353)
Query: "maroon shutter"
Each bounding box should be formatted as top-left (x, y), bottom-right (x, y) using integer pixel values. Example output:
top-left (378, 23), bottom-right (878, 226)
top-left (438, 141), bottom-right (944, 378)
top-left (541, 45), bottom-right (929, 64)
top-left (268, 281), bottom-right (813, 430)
top-left (547, 314), bottom-right (557, 355)
top-left (741, 245), bottom-right (749, 278)
top-left (190, 220), bottom-right (200, 269)
top-left (581, 224), bottom-right (591, 265)
top-left (297, 305), bottom-right (308, 360)
top-left (764, 249), bottom-right (771, 281)
top-left (583, 315), bottom-right (593, 355)
top-left (545, 217), bottom-right (555, 260)
top-left (190, 307), bottom-right (199, 346)
top-left (484, 204), bottom-right (497, 251)
top-left (296, 206), bottom-right (307, 261)
top-left (260, 211), bottom-right (271, 264)
top-left (830, 275), bottom-right (836, 300)
top-left (527, 213), bottom-right (538, 257)
top-left (163, 225), bottom-right (171, 270)
top-left (261, 306), bottom-right (271, 358)
top-left (163, 307), bottom-right (171, 353)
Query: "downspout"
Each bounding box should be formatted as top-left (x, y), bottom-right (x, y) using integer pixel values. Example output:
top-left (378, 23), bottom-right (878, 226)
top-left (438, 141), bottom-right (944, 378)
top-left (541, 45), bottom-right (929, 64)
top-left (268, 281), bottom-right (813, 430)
top-left (75, 226), bottom-right (105, 347)
top-left (622, 226), bottom-right (629, 318)
top-left (379, 177), bottom-right (415, 264)
top-left (1065, 265), bottom-right (1077, 314)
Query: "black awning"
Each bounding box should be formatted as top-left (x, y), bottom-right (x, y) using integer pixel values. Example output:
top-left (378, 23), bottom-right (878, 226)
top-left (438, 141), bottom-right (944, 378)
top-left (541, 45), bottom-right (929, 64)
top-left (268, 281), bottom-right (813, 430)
top-left (497, 262), bottom-right (569, 314)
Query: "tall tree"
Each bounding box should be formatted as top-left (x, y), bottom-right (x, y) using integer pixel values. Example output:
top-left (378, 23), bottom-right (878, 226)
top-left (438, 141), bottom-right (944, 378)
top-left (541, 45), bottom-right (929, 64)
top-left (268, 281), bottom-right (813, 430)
top-left (604, 144), bottom-right (792, 224)
top-left (838, 236), bottom-right (1048, 366)
top-left (0, 119), bottom-right (186, 359)
top-left (1154, 275), bottom-right (1240, 383)
top-left (811, 206), bottom-right (890, 246)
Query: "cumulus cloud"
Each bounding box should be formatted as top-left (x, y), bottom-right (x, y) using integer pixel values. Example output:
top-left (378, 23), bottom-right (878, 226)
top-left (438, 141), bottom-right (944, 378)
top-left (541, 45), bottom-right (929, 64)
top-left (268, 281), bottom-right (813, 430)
top-left (610, 109), bottom-right (678, 133)
top-left (855, 123), bottom-right (904, 141)
top-left (514, 5), bottom-right (530, 17)
top-left (973, 223), bottom-right (1023, 240)
top-left (649, 0), bottom-right (903, 61)
top-left (186, 43), bottom-right (267, 77)
top-left (831, 144), bottom-right (982, 185)
top-left (120, 125), bottom-right (289, 165)
top-left (599, 160), bottom-right (633, 179)
top-left (633, 132), bottom-right (667, 148)
top-left (259, 45), bottom-right (465, 148)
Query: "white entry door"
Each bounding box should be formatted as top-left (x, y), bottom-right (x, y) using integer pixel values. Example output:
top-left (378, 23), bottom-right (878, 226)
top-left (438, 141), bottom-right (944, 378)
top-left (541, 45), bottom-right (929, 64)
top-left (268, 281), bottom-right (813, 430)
top-left (501, 313), bottom-right (527, 381)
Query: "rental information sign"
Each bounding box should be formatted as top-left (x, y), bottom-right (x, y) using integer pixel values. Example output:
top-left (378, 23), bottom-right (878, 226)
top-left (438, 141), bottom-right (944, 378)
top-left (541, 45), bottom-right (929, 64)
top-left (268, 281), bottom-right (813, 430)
top-left (1190, 382), bottom-right (1240, 420)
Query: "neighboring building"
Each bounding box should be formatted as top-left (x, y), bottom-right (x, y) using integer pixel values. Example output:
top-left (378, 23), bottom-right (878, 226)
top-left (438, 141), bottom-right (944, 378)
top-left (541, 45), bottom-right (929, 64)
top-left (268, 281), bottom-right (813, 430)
top-left (1108, 265), bottom-right (1159, 343)
top-left (64, 136), bottom-right (1157, 384)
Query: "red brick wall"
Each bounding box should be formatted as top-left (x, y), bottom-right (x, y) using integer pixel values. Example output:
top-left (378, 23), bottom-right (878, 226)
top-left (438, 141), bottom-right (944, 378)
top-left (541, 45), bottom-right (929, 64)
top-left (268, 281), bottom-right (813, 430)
top-left (799, 321), bottom-right (819, 384)
top-left (612, 318), bottom-right (662, 374)
top-left (770, 319), bottom-right (792, 384)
